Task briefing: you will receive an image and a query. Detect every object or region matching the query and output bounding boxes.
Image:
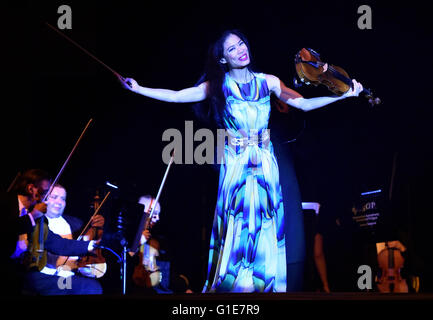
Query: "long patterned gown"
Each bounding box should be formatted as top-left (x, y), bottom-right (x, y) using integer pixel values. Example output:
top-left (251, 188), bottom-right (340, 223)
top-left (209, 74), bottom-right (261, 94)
top-left (203, 72), bottom-right (286, 293)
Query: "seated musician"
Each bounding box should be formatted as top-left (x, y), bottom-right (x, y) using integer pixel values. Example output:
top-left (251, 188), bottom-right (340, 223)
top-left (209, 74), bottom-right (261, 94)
top-left (2, 169), bottom-right (51, 294)
top-left (4, 169), bottom-right (103, 295)
top-left (42, 184), bottom-right (106, 283)
top-left (131, 195), bottom-right (171, 293)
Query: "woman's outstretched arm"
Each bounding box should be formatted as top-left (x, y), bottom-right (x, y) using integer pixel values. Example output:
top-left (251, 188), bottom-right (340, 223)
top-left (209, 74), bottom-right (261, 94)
top-left (266, 74), bottom-right (363, 112)
top-left (119, 77), bottom-right (209, 103)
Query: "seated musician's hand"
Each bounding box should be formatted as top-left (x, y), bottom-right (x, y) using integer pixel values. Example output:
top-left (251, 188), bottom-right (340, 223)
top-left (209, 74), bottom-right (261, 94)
top-left (143, 229), bottom-right (151, 241)
top-left (88, 239), bottom-right (101, 251)
top-left (90, 215), bottom-right (105, 228)
top-left (30, 202), bottom-right (47, 219)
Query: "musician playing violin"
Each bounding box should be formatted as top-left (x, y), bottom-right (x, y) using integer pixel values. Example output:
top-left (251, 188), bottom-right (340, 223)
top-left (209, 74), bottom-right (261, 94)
top-left (138, 195), bottom-right (160, 245)
top-left (131, 195), bottom-right (167, 292)
top-left (2, 169), bottom-right (103, 295)
top-left (43, 184), bottom-right (105, 283)
top-left (120, 30), bottom-right (366, 293)
top-left (2, 169), bottom-right (51, 294)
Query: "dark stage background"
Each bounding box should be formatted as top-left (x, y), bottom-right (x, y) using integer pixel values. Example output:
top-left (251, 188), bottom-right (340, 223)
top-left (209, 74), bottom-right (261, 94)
top-left (4, 1), bottom-right (433, 293)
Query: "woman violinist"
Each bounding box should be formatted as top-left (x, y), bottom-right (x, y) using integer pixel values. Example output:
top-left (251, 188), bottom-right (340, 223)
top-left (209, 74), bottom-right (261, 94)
top-left (120, 29), bottom-right (363, 292)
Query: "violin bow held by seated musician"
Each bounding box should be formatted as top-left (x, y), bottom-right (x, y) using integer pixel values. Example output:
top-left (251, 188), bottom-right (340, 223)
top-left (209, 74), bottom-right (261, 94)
top-left (55, 188), bottom-right (110, 279)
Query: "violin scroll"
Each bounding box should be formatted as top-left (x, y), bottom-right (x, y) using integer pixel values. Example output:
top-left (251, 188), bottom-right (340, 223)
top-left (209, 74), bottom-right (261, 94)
top-left (367, 95), bottom-right (381, 107)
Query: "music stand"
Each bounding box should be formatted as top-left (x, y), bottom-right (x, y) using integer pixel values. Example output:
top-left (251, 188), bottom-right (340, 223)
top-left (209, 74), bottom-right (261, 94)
top-left (100, 197), bottom-right (146, 295)
top-left (101, 153), bottom-right (174, 294)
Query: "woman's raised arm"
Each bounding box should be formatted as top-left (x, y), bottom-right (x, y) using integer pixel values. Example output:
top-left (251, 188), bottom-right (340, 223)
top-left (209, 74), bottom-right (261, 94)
top-left (119, 77), bottom-right (209, 103)
top-left (266, 74), bottom-right (362, 112)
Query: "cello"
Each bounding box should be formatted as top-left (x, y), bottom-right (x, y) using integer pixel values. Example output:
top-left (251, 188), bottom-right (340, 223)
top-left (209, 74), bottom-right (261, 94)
top-left (376, 241), bottom-right (408, 293)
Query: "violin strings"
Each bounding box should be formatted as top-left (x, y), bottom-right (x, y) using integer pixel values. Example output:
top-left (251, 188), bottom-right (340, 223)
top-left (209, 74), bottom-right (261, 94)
top-left (77, 191), bottom-right (111, 240)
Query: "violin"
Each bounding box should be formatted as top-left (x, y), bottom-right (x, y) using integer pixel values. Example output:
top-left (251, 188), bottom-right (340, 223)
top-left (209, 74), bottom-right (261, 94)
top-left (135, 238), bottom-right (162, 288)
top-left (132, 199), bottom-right (162, 288)
top-left (294, 48), bottom-right (381, 106)
top-left (75, 190), bottom-right (108, 278)
top-left (376, 242), bottom-right (408, 293)
top-left (57, 190), bottom-right (110, 278)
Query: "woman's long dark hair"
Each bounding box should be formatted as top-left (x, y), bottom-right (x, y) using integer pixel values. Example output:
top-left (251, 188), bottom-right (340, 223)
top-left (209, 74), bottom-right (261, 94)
top-left (193, 29), bottom-right (254, 128)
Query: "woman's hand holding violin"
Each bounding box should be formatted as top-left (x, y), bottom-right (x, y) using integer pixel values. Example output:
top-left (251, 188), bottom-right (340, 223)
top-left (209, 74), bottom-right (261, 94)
top-left (342, 79), bottom-right (363, 98)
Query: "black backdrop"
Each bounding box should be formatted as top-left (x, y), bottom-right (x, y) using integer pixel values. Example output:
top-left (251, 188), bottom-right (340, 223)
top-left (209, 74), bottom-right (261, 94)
top-left (4, 1), bottom-right (433, 292)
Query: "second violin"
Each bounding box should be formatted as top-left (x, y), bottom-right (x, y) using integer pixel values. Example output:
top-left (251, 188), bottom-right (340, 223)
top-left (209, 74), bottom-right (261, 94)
top-left (132, 196), bottom-right (163, 288)
top-left (57, 190), bottom-right (110, 278)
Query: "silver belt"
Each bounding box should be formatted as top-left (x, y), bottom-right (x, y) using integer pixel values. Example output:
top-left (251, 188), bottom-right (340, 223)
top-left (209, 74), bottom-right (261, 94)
top-left (230, 130), bottom-right (270, 147)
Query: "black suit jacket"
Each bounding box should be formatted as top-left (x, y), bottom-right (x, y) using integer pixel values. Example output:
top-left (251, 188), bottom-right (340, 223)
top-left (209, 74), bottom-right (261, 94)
top-left (42, 228), bottom-right (89, 257)
top-left (0, 192), bottom-right (90, 293)
top-left (1, 191), bottom-right (34, 260)
top-left (46, 214), bottom-right (86, 268)
top-left (63, 214), bottom-right (84, 237)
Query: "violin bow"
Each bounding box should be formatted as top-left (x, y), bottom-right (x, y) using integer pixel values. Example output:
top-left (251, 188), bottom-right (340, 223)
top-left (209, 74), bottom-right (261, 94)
top-left (42, 118), bottom-right (93, 203)
top-left (143, 198), bottom-right (155, 231)
top-left (59, 190), bottom-right (111, 268)
top-left (131, 150), bottom-right (175, 253)
top-left (45, 22), bottom-right (128, 84)
top-left (76, 191), bottom-right (111, 241)
top-left (150, 151), bottom-right (175, 219)
top-left (36, 118), bottom-right (93, 259)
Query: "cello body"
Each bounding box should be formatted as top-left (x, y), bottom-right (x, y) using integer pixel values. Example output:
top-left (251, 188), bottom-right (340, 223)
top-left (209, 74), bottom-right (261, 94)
top-left (376, 245), bottom-right (408, 293)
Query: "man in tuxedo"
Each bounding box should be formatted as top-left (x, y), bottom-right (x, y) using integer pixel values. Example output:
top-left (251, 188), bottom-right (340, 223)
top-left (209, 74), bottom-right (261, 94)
top-left (2, 169), bottom-right (51, 294)
top-left (41, 184), bottom-right (106, 284)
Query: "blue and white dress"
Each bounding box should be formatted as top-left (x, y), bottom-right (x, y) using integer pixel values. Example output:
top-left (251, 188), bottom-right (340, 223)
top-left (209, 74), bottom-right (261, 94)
top-left (203, 72), bottom-right (286, 292)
